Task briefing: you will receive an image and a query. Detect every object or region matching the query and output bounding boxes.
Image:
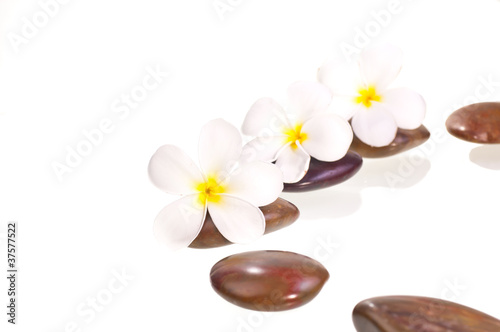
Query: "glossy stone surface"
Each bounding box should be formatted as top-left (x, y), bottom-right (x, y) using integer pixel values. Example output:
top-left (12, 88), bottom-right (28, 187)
top-left (350, 125), bottom-right (431, 158)
top-left (446, 102), bottom-right (500, 143)
top-left (189, 198), bottom-right (299, 249)
top-left (353, 296), bottom-right (500, 332)
top-left (283, 151), bottom-right (362, 192)
top-left (210, 250), bottom-right (329, 311)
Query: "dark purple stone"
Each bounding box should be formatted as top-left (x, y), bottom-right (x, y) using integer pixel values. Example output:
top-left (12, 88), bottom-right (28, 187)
top-left (283, 151), bottom-right (362, 192)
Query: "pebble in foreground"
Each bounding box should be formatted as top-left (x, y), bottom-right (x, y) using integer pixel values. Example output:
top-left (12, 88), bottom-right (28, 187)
top-left (210, 250), bottom-right (329, 311)
top-left (353, 295), bottom-right (500, 332)
top-left (446, 102), bottom-right (500, 144)
top-left (189, 198), bottom-right (300, 249)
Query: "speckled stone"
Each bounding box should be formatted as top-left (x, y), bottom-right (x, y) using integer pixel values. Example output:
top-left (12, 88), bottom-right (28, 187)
top-left (446, 102), bottom-right (500, 143)
top-left (350, 125), bottom-right (431, 158)
top-left (283, 151), bottom-right (362, 192)
top-left (210, 250), bottom-right (329, 311)
top-left (189, 198), bottom-right (299, 249)
top-left (353, 296), bottom-right (500, 332)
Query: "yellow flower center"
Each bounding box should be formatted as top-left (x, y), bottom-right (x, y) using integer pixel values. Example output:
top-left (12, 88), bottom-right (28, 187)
top-left (283, 124), bottom-right (308, 150)
top-left (355, 86), bottom-right (382, 108)
top-left (195, 176), bottom-right (225, 205)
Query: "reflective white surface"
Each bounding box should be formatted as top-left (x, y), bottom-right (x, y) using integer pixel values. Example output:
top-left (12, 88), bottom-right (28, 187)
top-left (1, 0), bottom-right (500, 331)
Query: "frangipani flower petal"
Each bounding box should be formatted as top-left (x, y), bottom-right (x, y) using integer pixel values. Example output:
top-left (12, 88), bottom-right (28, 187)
top-left (276, 144), bottom-right (311, 183)
top-left (241, 136), bottom-right (287, 163)
top-left (317, 59), bottom-right (363, 96)
top-left (328, 96), bottom-right (363, 120)
top-left (242, 97), bottom-right (290, 136)
top-left (351, 103), bottom-right (398, 147)
top-left (360, 44), bottom-right (403, 91)
top-left (382, 87), bottom-right (427, 130)
top-left (208, 196), bottom-right (265, 244)
top-left (148, 145), bottom-right (204, 195)
top-left (287, 81), bottom-right (332, 123)
top-left (241, 81), bottom-right (353, 184)
top-left (317, 44), bottom-right (425, 148)
top-left (223, 161), bottom-right (284, 207)
top-left (199, 119), bottom-right (242, 180)
top-left (153, 194), bottom-right (207, 250)
top-left (150, 119), bottom-right (286, 249)
top-left (301, 114), bottom-right (353, 162)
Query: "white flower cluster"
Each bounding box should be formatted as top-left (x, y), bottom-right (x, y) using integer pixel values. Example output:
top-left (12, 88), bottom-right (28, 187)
top-left (149, 44), bottom-right (426, 249)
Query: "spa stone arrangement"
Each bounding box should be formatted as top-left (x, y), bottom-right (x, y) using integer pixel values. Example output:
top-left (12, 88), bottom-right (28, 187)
top-left (147, 44), bottom-right (500, 331)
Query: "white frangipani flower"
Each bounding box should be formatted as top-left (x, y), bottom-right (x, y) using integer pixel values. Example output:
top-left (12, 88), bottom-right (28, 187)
top-left (148, 119), bottom-right (284, 250)
top-left (318, 44), bottom-right (426, 147)
top-left (241, 81), bottom-right (353, 183)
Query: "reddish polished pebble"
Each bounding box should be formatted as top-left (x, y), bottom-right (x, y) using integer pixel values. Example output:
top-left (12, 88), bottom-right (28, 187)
top-left (350, 125), bottom-right (431, 158)
top-left (283, 151), bottom-right (362, 192)
top-left (446, 102), bottom-right (500, 143)
top-left (353, 296), bottom-right (500, 332)
top-left (210, 251), bottom-right (329, 311)
top-left (189, 198), bottom-right (299, 249)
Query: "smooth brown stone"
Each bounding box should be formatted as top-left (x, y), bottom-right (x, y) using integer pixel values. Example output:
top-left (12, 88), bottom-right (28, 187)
top-left (189, 198), bottom-right (299, 249)
top-left (283, 151), bottom-right (362, 192)
top-left (446, 102), bottom-right (500, 143)
top-left (210, 250), bottom-right (329, 311)
top-left (350, 125), bottom-right (431, 158)
top-left (353, 296), bottom-right (500, 332)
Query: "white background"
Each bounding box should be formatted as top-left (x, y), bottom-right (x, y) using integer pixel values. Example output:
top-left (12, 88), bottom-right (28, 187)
top-left (1, 0), bottom-right (500, 331)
